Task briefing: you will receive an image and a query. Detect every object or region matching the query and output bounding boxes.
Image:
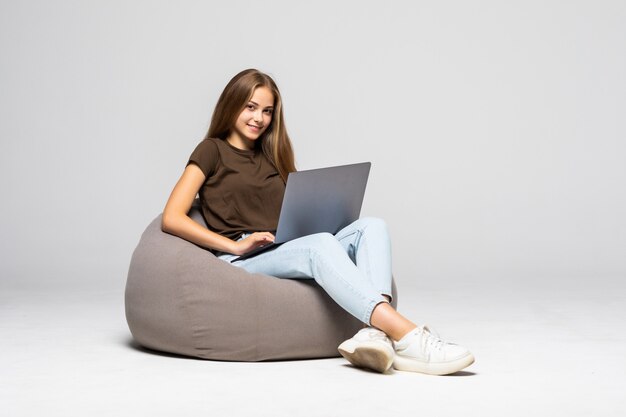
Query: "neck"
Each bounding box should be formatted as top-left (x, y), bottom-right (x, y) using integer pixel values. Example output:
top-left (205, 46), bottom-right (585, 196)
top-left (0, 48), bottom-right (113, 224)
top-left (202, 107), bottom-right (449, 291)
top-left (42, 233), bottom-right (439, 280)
top-left (226, 133), bottom-right (255, 151)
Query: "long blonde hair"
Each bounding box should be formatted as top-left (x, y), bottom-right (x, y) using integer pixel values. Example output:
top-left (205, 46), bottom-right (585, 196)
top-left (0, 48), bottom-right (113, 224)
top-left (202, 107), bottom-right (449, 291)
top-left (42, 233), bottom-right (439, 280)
top-left (205, 69), bottom-right (296, 182)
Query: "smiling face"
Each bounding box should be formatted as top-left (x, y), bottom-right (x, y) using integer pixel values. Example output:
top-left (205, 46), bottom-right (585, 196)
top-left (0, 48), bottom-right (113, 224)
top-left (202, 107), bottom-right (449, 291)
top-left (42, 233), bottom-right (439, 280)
top-left (227, 86), bottom-right (275, 151)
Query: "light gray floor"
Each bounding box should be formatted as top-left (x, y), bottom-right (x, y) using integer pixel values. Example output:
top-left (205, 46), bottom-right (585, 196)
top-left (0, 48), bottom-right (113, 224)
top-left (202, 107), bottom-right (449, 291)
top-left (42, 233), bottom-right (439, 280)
top-left (2, 278), bottom-right (625, 417)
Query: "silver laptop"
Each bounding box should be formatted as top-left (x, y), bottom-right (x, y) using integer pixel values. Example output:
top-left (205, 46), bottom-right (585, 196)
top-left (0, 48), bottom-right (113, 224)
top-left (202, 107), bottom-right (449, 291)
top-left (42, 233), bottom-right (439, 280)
top-left (232, 162), bottom-right (371, 261)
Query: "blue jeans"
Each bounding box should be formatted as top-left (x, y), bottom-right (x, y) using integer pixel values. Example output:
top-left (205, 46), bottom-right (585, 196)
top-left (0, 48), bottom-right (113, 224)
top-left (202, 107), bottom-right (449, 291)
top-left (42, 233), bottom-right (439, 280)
top-left (217, 217), bottom-right (393, 325)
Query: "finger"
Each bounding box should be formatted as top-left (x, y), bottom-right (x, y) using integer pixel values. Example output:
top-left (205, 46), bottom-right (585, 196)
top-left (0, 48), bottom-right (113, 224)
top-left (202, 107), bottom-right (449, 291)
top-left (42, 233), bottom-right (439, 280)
top-left (254, 233), bottom-right (272, 241)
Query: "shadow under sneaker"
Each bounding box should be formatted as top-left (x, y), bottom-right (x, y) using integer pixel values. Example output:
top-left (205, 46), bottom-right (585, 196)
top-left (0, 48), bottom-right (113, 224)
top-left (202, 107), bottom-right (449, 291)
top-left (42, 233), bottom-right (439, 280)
top-left (393, 325), bottom-right (475, 375)
top-left (338, 327), bottom-right (395, 373)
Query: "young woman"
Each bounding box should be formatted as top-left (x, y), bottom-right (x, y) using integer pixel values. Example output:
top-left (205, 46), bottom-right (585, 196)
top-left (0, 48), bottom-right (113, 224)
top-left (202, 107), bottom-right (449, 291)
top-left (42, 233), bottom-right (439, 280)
top-left (162, 68), bottom-right (474, 375)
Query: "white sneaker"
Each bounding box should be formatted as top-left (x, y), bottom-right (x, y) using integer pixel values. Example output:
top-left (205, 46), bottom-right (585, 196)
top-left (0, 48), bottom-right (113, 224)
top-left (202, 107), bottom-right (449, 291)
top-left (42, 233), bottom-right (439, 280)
top-left (393, 325), bottom-right (475, 375)
top-left (338, 327), bottom-right (395, 373)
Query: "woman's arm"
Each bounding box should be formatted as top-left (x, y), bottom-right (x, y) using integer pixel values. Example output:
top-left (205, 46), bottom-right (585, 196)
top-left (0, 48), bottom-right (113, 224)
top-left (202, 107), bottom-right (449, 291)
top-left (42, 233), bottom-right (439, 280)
top-left (161, 163), bottom-right (274, 255)
top-left (161, 163), bottom-right (237, 253)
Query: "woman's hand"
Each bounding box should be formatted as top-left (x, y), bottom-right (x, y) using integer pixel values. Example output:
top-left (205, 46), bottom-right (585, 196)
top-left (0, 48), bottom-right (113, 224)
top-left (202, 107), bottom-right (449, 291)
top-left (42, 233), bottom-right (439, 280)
top-left (232, 232), bottom-right (275, 256)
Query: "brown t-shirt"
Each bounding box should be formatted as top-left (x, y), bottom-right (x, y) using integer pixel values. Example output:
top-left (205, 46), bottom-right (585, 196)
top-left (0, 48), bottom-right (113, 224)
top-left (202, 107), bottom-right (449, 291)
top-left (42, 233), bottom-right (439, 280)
top-left (186, 137), bottom-right (285, 243)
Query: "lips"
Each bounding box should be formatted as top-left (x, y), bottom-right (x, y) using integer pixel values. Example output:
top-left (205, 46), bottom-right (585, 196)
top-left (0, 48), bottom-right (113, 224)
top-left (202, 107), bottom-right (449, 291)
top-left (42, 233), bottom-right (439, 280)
top-left (247, 124), bottom-right (262, 131)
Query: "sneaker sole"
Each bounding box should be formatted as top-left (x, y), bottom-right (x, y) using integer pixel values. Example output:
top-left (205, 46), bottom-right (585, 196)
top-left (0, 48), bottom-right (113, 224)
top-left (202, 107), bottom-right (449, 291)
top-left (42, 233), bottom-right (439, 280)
top-left (338, 340), bottom-right (394, 373)
top-left (393, 352), bottom-right (475, 376)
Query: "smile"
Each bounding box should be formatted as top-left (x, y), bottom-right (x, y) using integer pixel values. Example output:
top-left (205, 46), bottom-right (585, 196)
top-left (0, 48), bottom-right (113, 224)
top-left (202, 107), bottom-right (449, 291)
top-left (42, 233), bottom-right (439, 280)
top-left (247, 124), bottom-right (262, 131)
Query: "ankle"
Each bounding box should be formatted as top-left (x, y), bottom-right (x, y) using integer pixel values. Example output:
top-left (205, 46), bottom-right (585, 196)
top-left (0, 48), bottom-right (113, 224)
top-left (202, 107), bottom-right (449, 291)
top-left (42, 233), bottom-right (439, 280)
top-left (393, 325), bottom-right (418, 342)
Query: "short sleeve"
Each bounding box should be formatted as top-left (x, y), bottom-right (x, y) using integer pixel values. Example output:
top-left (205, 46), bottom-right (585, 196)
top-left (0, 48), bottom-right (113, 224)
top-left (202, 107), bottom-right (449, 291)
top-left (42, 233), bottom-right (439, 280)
top-left (186, 139), bottom-right (220, 178)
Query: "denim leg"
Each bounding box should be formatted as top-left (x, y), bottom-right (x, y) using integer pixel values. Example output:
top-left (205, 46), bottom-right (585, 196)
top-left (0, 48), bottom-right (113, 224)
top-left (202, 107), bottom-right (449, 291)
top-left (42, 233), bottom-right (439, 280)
top-left (226, 232), bottom-right (388, 325)
top-left (334, 217), bottom-right (394, 302)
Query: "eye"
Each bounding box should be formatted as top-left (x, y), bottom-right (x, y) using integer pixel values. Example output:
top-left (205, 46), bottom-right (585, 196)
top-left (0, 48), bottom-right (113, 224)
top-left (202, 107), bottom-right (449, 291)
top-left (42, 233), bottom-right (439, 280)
top-left (247, 104), bottom-right (255, 110)
top-left (264, 109), bottom-right (273, 115)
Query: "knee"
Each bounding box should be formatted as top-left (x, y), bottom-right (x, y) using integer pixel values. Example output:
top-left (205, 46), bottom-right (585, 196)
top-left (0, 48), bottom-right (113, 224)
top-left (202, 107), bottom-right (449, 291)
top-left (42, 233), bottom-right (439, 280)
top-left (358, 217), bottom-right (388, 233)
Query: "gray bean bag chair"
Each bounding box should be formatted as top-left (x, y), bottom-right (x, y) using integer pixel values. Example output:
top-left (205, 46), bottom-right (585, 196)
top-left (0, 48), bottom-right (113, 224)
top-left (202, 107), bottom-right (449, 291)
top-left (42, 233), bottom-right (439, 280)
top-left (125, 200), bottom-right (398, 361)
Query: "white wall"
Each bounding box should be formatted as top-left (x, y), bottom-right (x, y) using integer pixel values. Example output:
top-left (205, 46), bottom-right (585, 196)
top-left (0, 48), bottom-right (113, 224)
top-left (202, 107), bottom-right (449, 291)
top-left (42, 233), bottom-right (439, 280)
top-left (1, 0), bottom-right (624, 289)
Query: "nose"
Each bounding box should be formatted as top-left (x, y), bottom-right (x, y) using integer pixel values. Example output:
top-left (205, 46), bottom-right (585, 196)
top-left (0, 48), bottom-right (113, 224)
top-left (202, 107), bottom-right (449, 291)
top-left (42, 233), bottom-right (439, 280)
top-left (253, 109), bottom-right (263, 123)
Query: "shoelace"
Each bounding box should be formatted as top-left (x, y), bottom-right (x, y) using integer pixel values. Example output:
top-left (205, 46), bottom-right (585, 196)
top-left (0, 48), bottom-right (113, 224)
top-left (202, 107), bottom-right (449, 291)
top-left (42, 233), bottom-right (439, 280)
top-left (418, 325), bottom-right (446, 351)
top-left (359, 327), bottom-right (392, 343)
